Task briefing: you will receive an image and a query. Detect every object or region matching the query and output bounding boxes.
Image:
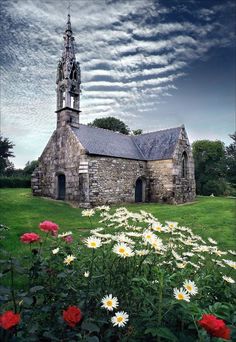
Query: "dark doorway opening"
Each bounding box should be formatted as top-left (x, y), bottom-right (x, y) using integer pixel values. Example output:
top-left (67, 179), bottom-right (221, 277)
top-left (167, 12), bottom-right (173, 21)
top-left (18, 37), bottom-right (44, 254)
top-left (135, 178), bottom-right (143, 203)
top-left (58, 174), bottom-right (66, 200)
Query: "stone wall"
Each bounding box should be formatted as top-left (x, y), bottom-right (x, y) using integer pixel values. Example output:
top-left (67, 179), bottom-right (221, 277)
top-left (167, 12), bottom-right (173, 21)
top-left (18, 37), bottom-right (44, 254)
top-left (147, 127), bottom-right (195, 204)
top-left (172, 127), bottom-right (196, 203)
top-left (147, 159), bottom-right (175, 203)
top-left (32, 126), bottom-right (84, 201)
top-left (88, 156), bottom-right (147, 205)
top-left (32, 123), bottom-right (195, 206)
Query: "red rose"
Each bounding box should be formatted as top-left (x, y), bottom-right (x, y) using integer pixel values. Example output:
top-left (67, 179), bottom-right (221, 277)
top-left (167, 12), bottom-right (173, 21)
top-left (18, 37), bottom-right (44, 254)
top-left (39, 221), bottom-right (59, 235)
top-left (0, 310), bottom-right (20, 330)
top-left (63, 306), bottom-right (82, 327)
top-left (198, 314), bottom-right (231, 340)
top-left (20, 232), bottom-right (40, 244)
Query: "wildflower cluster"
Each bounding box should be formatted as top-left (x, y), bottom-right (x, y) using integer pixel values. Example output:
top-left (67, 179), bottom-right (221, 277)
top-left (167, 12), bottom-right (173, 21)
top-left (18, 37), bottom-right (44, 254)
top-left (0, 209), bottom-right (235, 341)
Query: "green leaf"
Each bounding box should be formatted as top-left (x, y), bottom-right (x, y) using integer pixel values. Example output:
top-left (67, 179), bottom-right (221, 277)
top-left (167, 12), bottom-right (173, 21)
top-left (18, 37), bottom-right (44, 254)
top-left (30, 285), bottom-right (44, 293)
top-left (82, 321), bottom-right (100, 333)
top-left (23, 297), bottom-right (34, 306)
top-left (85, 337), bottom-right (99, 342)
top-left (145, 327), bottom-right (178, 341)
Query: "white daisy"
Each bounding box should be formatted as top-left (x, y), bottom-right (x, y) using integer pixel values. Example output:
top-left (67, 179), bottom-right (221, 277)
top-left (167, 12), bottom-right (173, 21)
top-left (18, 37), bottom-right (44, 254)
top-left (166, 221), bottom-right (178, 230)
top-left (150, 237), bottom-right (164, 251)
top-left (143, 230), bottom-right (156, 244)
top-left (151, 222), bottom-right (163, 232)
top-left (172, 250), bottom-right (183, 261)
top-left (96, 205), bottom-right (110, 211)
top-left (58, 231), bottom-right (73, 238)
top-left (223, 259), bottom-right (236, 269)
top-left (111, 311), bottom-right (129, 327)
top-left (113, 243), bottom-right (134, 258)
top-left (52, 247), bottom-right (59, 254)
top-left (82, 209), bottom-right (95, 217)
top-left (222, 275), bottom-right (235, 283)
top-left (183, 280), bottom-right (198, 295)
top-left (114, 233), bottom-right (135, 245)
top-left (176, 262), bottom-right (187, 269)
top-left (101, 294), bottom-right (119, 311)
top-left (84, 236), bottom-right (102, 249)
top-left (135, 249), bottom-right (149, 256)
top-left (173, 288), bottom-right (190, 302)
top-left (208, 237), bottom-right (217, 245)
top-left (84, 271), bottom-right (90, 277)
top-left (63, 255), bottom-right (76, 265)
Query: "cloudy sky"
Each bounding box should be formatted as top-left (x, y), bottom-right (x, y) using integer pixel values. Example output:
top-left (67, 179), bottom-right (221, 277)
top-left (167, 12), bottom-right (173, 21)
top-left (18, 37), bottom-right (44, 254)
top-left (0, 0), bottom-right (235, 168)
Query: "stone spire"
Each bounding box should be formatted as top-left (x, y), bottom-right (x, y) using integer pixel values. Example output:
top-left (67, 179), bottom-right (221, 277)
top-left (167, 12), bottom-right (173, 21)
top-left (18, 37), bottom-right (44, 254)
top-left (56, 12), bottom-right (81, 128)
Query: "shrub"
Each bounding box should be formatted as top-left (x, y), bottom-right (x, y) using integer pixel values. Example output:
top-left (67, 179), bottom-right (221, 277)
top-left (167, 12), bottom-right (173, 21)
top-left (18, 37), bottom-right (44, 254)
top-left (0, 208), bottom-right (235, 341)
top-left (0, 176), bottom-right (31, 188)
top-left (201, 179), bottom-right (227, 196)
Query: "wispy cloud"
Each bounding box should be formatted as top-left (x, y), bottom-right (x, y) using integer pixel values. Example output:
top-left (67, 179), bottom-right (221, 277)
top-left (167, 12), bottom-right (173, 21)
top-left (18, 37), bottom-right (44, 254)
top-left (0, 0), bottom-right (235, 167)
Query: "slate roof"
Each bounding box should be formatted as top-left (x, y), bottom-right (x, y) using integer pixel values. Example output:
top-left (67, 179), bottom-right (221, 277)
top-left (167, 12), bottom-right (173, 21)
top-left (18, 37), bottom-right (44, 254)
top-left (72, 124), bottom-right (182, 161)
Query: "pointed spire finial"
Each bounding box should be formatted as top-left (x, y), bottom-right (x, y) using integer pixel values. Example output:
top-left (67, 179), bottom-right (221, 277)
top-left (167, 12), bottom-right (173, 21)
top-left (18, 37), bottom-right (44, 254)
top-left (67, 0), bottom-right (71, 16)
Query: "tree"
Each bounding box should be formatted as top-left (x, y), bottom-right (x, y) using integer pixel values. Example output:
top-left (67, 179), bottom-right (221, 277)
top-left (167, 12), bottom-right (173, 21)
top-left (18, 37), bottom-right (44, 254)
top-left (24, 160), bottom-right (39, 175)
top-left (132, 129), bottom-right (143, 135)
top-left (225, 132), bottom-right (236, 188)
top-left (88, 117), bottom-right (130, 135)
top-left (0, 136), bottom-right (15, 175)
top-left (192, 140), bottom-right (227, 196)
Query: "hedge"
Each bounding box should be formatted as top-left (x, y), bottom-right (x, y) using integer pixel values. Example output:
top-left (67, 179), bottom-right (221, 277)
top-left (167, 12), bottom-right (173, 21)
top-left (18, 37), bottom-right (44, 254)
top-left (0, 176), bottom-right (31, 188)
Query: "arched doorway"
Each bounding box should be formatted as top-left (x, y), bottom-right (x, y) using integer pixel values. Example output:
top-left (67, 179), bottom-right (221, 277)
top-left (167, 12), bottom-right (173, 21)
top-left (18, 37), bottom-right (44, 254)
top-left (58, 174), bottom-right (66, 200)
top-left (135, 177), bottom-right (146, 203)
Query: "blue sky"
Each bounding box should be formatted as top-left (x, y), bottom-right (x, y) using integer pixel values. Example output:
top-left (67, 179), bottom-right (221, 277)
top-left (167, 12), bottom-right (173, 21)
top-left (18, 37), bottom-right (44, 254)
top-left (0, 0), bottom-right (235, 168)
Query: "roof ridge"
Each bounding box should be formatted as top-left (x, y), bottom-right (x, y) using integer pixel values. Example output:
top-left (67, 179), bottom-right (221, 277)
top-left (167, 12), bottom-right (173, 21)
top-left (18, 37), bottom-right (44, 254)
top-left (79, 123), bottom-right (130, 136)
top-left (136, 126), bottom-right (182, 137)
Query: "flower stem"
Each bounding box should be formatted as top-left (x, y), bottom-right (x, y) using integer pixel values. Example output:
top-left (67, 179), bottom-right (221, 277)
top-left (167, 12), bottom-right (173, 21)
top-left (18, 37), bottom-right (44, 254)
top-left (10, 258), bottom-right (17, 314)
top-left (157, 272), bottom-right (163, 342)
top-left (85, 249), bottom-right (95, 310)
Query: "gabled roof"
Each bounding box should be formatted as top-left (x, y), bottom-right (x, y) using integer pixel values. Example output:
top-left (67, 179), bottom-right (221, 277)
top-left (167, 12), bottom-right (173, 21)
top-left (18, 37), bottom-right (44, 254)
top-left (72, 124), bottom-right (182, 161)
top-left (133, 127), bottom-right (182, 160)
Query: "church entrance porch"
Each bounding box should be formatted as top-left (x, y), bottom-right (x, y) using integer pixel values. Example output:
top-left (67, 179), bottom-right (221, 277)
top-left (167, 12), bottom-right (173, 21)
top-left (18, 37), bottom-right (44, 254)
top-left (135, 177), bottom-right (146, 203)
top-left (57, 174), bottom-right (66, 200)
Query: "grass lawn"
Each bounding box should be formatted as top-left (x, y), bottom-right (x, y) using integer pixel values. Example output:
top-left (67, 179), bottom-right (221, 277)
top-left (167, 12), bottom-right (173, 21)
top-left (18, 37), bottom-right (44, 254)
top-left (0, 188), bottom-right (235, 255)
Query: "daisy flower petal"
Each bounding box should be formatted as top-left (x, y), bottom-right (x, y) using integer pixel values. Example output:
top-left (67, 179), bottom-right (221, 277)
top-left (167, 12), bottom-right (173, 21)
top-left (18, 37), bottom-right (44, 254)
top-left (111, 311), bottom-right (129, 327)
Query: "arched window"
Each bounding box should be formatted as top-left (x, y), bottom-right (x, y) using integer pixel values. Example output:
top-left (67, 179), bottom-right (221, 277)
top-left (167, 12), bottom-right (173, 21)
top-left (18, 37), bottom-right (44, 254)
top-left (181, 152), bottom-right (188, 178)
top-left (135, 177), bottom-right (146, 202)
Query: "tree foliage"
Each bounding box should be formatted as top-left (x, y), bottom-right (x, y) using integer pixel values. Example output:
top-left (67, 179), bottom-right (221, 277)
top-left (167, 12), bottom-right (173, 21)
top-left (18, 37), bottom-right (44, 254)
top-left (225, 132), bottom-right (236, 187)
top-left (24, 160), bottom-right (39, 175)
top-left (132, 129), bottom-right (143, 135)
top-left (192, 140), bottom-right (227, 196)
top-left (88, 116), bottom-right (130, 135)
top-left (0, 135), bottom-right (15, 175)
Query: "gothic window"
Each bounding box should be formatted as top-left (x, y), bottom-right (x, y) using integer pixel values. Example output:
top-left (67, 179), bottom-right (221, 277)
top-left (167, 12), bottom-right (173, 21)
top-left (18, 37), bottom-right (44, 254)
top-left (181, 152), bottom-right (188, 178)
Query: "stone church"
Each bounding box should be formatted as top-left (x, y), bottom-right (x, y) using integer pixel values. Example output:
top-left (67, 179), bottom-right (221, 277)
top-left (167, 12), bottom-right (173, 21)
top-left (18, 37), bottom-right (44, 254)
top-left (32, 15), bottom-right (196, 207)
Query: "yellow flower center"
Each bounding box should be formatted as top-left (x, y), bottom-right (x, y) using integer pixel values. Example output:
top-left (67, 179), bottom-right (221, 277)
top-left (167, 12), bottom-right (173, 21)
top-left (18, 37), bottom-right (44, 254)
top-left (106, 300), bottom-right (113, 307)
top-left (178, 293), bottom-right (184, 300)
top-left (170, 224), bottom-right (174, 228)
top-left (146, 235), bottom-right (151, 239)
top-left (117, 317), bottom-right (123, 322)
top-left (119, 248), bottom-right (125, 254)
top-left (186, 285), bottom-right (192, 291)
top-left (90, 242), bottom-right (97, 247)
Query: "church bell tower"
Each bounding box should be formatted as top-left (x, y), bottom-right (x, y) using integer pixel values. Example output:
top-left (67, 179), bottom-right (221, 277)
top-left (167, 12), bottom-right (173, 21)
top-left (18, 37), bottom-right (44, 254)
top-left (55, 14), bottom-right (81, 128)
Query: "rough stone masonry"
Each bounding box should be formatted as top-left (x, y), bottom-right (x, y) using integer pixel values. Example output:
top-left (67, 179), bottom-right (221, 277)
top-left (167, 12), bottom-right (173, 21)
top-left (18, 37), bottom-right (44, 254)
top-left (32, 14), bottom-right (196, 207)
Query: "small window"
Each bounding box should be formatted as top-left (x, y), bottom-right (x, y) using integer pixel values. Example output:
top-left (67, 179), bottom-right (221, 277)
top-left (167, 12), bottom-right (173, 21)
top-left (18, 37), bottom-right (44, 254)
top-left (181, 152), bottom-right (188, 178)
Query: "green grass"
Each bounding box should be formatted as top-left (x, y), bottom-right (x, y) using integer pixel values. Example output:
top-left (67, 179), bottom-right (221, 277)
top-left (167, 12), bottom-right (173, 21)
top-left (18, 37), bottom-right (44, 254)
top-left (0, 189), bottom-right (235, 255)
